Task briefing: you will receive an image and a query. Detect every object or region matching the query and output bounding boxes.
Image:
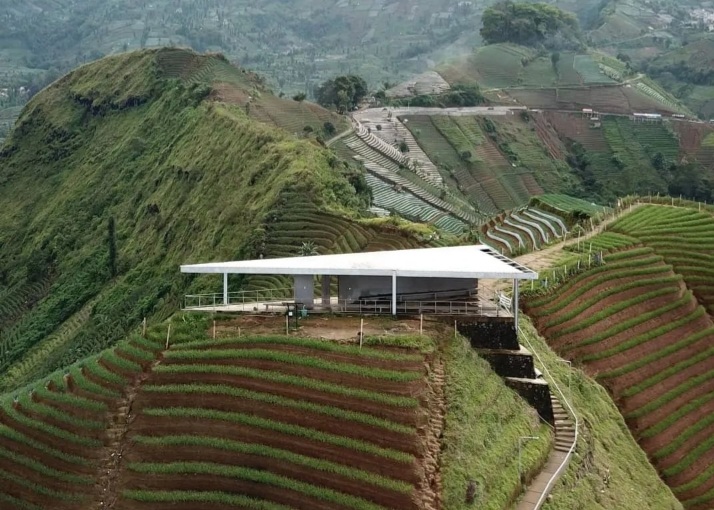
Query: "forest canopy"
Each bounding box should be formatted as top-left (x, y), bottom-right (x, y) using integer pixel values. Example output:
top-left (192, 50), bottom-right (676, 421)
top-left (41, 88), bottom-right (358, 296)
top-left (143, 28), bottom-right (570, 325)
top-left (480, 1), bottom-right (583, 50)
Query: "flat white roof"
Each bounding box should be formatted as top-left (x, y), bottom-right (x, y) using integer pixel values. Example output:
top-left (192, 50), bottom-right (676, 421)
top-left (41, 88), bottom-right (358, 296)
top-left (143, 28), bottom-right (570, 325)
top-left (181, 245), bottom-right (538, 280)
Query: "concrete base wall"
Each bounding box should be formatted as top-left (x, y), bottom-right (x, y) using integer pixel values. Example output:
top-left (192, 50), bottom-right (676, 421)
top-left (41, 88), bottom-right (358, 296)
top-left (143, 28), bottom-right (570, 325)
top-left (455, 317), bottom-right (519, 350)
top-left (478, 349), bottom-right (536, 379)
top-left (506, 378), bottom-right (555, 425)
top-left (338, 276), bottom-right (476, 302)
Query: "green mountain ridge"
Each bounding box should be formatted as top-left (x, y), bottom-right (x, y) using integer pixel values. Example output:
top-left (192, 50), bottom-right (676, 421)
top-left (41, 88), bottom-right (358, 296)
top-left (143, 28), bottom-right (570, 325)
top-left (0, 48), bottom-right (434, 388)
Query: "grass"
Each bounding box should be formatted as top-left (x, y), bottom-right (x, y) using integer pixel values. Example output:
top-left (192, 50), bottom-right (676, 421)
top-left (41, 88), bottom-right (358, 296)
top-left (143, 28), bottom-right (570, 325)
top-left (16, 394), bottom-right (105, 430)
top-left (441, 335), bottom-right (552, 510)
top-left (517, 318), bottom-right (682, 510)
top-left (33, 385), bottom-right (108, 412)
top-left (127, 461), bottom-right (387, 510)
top-left (142, 383), bottom-right (414, 434)
top-left (143, 407), bottom-right (414, 463)
top-left (133, 434), bottom-right (413, 493)
top-left (153, 363), bottom-right (419, 407)
top-left (163, 348), bottom-right (422, 382)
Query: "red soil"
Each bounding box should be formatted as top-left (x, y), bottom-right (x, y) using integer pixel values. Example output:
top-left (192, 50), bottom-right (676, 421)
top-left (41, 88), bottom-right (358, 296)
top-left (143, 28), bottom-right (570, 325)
top-left (0, 435), bottom-right (94, 475)
top-left (604, 336), bottom-right (713, 398)
top-left (543, 282), bottom-right (681, 339)
top-left (133, 391), bottom-right (420, 455)
top-left (147, 370), bottom-right (421, 425)
top-left (185, 342), bottom-right (425, 371)
top-left (632, 379), bottom-right (714, 435)
top-left (620, 358), bottom-right (713, 415)
top-left (124, 445), bottom-right (416, 509)
top-left (128, 417), bottom-right (419, 484)
top-left (160, 357), bottom-right (424, 397)
top-left (586, 313), bottom-right (711, 379)
top-left (566, 294), bottom-right (696, 359)
top-left (121, 472), bottom-right (351, 510)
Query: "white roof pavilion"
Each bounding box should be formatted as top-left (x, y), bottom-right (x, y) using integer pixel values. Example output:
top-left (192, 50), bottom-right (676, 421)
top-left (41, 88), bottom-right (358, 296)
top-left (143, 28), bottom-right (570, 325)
top-left (181, 245), bottom-right (537, 316)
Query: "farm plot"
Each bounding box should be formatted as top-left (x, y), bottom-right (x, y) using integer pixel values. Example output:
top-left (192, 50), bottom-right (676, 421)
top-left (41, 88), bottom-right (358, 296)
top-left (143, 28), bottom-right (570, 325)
top-left (611, 205), bottom-right (714, 315)
top-left (467, 44), bottom-right (529, 89)
top-left (573, 55), bottom-right (615, 84)
top-left (526, 207), bottom-right (714, 508)
top-left (0, 332), bottom-right (164, 509)
top-left (120, 335), bottom-right (436, 510)
top-left (544, 111), bottom-right (609, 151)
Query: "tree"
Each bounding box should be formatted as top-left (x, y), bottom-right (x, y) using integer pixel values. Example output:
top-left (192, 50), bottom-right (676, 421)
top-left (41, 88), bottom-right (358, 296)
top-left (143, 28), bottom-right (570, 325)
top-left (292, 92), bottom-right (307, 102)
top-left (481, 1), bottom-right (582, 50)
top-left (551, 51), bottom-right (560, 69)
top-left (399, 140), bottom-right (409, 153)
top-left (315, 75), bottom-right (368, 113)
top-left (323, 121), bottom-right (336, 136)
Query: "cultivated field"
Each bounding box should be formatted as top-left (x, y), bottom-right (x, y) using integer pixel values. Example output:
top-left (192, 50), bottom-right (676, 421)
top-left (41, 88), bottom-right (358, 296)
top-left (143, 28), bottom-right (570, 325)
top-left (525, 203), bottom-right (714, 509)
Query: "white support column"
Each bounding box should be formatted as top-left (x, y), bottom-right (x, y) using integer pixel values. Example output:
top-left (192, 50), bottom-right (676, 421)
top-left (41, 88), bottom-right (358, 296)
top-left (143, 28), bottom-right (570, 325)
top-left (513, 279), bottom-right (519, 332)
top-left (392, 272), bottom-right (397, 316)
top-left (223, 273), bottom-right (229, 306)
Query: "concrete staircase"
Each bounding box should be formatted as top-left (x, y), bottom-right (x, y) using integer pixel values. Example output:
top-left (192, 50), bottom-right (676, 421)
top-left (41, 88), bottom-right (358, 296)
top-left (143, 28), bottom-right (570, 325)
top-left (514, 393), bottom-right (575, 510)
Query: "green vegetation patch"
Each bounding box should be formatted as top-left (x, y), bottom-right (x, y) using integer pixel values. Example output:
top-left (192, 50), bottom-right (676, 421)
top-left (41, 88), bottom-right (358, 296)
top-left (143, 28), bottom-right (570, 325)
top-left (123, 490), bottom-right (291, 509)
top-left (441, 336), bottom-right (551, 509)
top-left (163, 348), bottom-right (421, 382)
top-left (133, 435), bottom-right (412, 493)
top-left (152, 363), bottom-right (418, 407)
top-left (143, 407), bottom-right (414, 463)
top-left (128, 461), bottom-right (387, 510)
top-left (143, 383), bottom-right (413, 434)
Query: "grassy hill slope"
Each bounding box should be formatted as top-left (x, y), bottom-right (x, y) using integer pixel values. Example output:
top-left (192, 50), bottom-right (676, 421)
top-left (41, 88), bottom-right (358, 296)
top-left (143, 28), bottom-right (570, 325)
top-left (524, 203), bottom-right (714, 509)
top-left (0, 48), bottom-right (439, 394)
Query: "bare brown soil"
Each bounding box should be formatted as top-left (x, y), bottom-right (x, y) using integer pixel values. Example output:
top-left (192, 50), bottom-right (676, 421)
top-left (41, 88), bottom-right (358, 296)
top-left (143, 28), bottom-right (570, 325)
top-left (187, 341), bottom-right (425, 371)
top-left (161, 356), bottom-right (425, 397)
top-left (620, 359), bottom-right (713, 414)
top-left (564, 296), bottom-right (695, 359)
top-left (127, 416), bottom-right (419, 484)
top-left (147, 370), bottom-right (421, 425)
top-left (133, 391), bottom-right (420, 454)
top-left (543, 283), bottom-right (681, 340)
top-left (633, 380), bottom-right (714, 435)
top-left (124, 445), bottom-right (416, 509)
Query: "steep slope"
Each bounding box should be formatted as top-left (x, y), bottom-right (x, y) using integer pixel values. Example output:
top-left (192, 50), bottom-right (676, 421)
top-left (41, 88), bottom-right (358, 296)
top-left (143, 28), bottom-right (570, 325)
top-left (524, 204), bottom-right (714, 509)
top-left (0, 48), bottom-right (438, 394)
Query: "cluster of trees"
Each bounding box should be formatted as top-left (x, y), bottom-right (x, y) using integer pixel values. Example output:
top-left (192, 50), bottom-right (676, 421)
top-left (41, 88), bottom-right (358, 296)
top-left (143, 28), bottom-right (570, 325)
top-left (315, 75), bottom-right (368, 113)
top-left (480, 1), bottom-right (583, 50)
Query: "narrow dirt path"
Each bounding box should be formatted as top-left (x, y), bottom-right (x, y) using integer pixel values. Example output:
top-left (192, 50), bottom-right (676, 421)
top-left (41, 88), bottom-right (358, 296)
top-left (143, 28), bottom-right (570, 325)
top-left (95, 357), bottom-right (162, 509)
top-left (480, 204), bottom-right (643, 298)
top-left (418, 356), bottom-right (446, 510)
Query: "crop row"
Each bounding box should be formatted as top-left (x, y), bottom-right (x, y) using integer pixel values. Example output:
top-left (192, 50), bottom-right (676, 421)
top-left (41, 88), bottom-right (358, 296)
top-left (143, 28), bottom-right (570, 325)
top-left (527, 249), bottom-right (659, 307)
top-left (535, 264), bottom-right (672, 317)
top-left (128, 461), bottom-right (387, 510)
top-left (641, 392), bottom-right (714, 439)
top-left (163, 348), bottom-right (421, 382)
top-left (542, 274), bottom-right (679, 329)
top-left (582, 304), bottom-right (704, 363)
top-left (173, 335), bottom-right (423, 361)
top-left (123, 489), bottom-right (292, 509)
top-left (152, 364), bottom-right (418, 407)
top-left (143, 383), bottom-right (412, 434)
top-left (551, 285), bottom-right (681, 339)
top-left (143, 407), bottom-right (413, 463)
top-left (562, 291), bottom-right (693, 355)
top-left (133, 434), bottom-right (412, 493)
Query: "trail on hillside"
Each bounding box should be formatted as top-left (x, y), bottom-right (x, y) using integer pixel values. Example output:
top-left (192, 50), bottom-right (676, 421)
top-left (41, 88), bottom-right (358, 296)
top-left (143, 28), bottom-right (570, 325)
top-left (95, 356), bottom-right (163, 509)
top-left (419, 355), bottom-right (446, 510)
top-left (480, 204), bottom-right (643, 297)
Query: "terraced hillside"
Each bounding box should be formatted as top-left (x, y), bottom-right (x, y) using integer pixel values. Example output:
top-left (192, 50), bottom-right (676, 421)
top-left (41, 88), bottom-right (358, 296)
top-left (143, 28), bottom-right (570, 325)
top-left (524, 204), bottom-right (714, 509)
top-left (0, 48), bottom-right (441, 393)
top-left (0, 313), bottom-right (563, 510)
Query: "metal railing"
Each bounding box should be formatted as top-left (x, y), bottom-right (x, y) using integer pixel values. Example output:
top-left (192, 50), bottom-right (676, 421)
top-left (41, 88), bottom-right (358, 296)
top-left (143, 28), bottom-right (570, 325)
top-left (519, 325), bottom-right (578, 509)
top-left (184, 288), bottom-right (293, 309)
top-left (333, 299), bottom-right (502, 316)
